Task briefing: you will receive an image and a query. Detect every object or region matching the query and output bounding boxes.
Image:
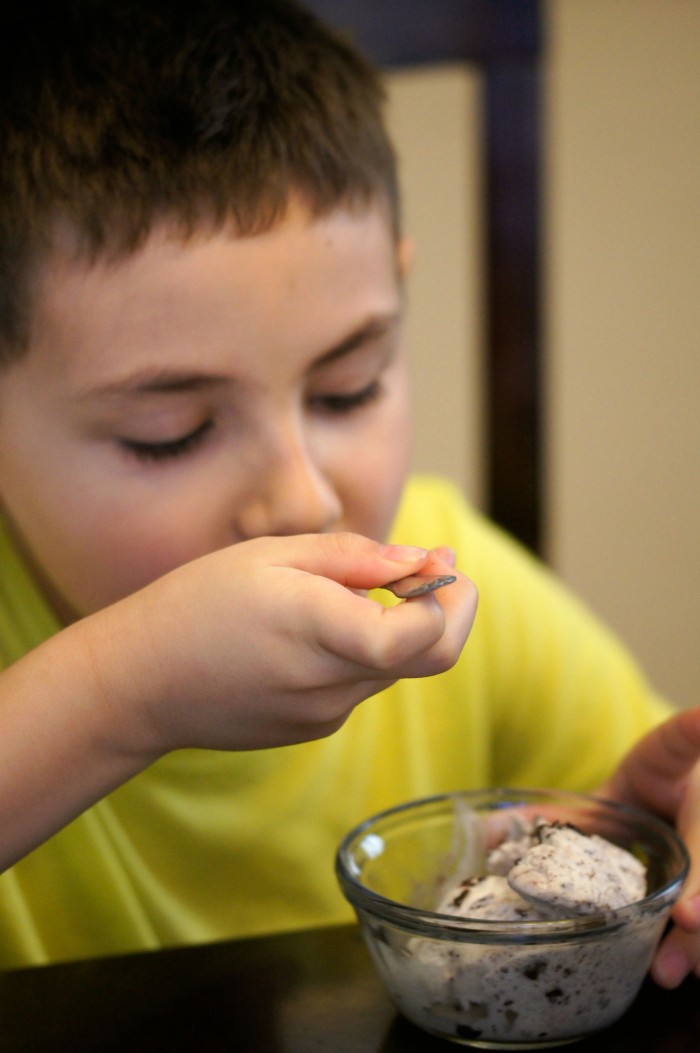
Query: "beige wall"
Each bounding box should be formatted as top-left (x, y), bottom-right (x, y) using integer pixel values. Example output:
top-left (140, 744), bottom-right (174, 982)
top-left (544, 0), bottom-right (700, 708)
top-left (385, 1), bottom-right (700, 709)
top-left (385, 65), bottom-right (486, 509)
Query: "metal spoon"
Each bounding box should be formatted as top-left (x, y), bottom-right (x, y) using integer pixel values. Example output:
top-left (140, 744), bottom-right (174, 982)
top-left (382, 573), bottom-right (457, 599)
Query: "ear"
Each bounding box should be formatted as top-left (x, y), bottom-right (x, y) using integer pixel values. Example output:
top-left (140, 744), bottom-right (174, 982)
top-left (397, 236), bottom-right (415, 281)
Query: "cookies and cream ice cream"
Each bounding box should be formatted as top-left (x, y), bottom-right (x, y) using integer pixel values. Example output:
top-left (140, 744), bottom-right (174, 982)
top-left (366, 811), bottom-right (663, 1047)
top-left (440, 815), bottom-right (647, 920)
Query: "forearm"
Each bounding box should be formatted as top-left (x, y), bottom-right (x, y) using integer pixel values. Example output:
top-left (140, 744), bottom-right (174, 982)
top-left (0, 607), bottom-right (157, 870)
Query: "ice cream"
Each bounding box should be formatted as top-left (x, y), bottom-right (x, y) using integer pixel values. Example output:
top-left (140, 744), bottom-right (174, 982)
top-left (440, 814), bottom-right (647, 920)
top-left (367, 811), bottom-right (662, 1047)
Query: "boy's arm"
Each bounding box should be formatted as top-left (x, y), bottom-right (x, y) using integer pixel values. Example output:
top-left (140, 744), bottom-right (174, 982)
top-left (0, 532), bottom-right (477, 870)
top-left (597, 706), bottom-right (700, 988)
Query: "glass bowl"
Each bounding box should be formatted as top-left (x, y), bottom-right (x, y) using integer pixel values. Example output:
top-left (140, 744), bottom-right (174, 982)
top-left (335, 788), bottom-right (689, 1049)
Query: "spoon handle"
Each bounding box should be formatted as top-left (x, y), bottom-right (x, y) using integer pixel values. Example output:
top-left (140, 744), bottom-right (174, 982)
top-left (382, 573), bottom-right (457, 599)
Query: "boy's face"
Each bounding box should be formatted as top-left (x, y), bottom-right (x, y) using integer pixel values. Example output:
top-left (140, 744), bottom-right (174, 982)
top-left (0, 200), bottom-right (413, 620)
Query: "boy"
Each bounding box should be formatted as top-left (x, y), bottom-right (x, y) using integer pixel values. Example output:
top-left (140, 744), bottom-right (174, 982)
top-left (0, 0), bottom-right (698, 985)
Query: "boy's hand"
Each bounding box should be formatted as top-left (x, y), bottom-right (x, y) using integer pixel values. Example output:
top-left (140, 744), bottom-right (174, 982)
top-left (103, 531), bottom-right (478, 757)
top-left (0, 532), bottom-right (476, 872)
top-left (597, 706), bottom-right (700, 987)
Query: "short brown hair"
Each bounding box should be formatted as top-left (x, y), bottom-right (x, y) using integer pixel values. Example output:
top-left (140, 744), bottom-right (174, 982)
top-left (0, 0), bottom-right (399, 362)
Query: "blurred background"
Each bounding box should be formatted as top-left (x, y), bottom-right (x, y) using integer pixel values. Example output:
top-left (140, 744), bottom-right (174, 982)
top-left (308, 0), bottom-right (700, 710)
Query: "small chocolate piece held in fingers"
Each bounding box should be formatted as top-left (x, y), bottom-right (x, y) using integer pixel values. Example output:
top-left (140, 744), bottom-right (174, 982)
top-left (382, 574), bottom-right (457, 599)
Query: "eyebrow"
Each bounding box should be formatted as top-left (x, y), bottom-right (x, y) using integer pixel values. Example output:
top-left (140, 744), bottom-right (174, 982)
top-left (79, 371), bottom-right (228, 400)
top-left (80, 311), bottom-right (402, 399)
top-left (312, 312), bottom-right (402, 370)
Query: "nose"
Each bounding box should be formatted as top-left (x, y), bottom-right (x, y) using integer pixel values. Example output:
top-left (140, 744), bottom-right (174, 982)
top-left (235, 427), bottom-right (342, 539)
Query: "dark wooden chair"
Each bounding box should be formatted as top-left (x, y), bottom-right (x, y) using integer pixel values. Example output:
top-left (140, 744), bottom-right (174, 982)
top-left (305, 0), bottom-right (543, 552)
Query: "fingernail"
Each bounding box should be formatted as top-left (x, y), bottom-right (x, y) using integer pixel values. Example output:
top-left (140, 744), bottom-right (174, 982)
top-left (432, 546), bottom-right (457, 567)
top-left (383, 545), bottom-right (428, 562)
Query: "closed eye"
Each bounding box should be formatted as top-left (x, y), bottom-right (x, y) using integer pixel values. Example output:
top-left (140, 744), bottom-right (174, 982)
top-left (119, 420), bottom-right (213, 461)
top-left (310, 381), bottom-right (382, 415)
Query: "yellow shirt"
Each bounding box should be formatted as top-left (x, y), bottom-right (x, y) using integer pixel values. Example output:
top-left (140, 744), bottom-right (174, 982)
top-left (0, 476), bottom-right (669, 967)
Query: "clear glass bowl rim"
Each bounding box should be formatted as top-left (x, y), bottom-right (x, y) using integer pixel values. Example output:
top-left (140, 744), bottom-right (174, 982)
top-left (335, 787), bottom-right (690, 945)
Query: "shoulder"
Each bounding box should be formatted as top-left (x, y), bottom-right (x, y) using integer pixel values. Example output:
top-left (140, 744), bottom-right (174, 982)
top-left (391, 474), bottom-right (543, 588)
top-left (392, 475), bottom-right (654, 680)
top-left (390, 474), bottom-right (485, 548)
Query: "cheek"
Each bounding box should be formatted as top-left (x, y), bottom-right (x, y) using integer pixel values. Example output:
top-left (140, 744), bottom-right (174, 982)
top-left (16, 507), bottom-right (181, 617)
top-left (83, 522), bottom-right (177, 592)
top-left (65, 494), bottom-right (220, 611)
top-left (335, 394), bottom-right (413, 542)
top-left (2, 474), bottom-right (204, 617)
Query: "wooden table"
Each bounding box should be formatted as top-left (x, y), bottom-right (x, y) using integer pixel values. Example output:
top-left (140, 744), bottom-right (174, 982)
top-left (0, 924), bottom-right (697, 1051)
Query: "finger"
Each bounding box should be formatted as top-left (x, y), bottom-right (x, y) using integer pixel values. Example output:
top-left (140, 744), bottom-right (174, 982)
top-left (400, 573), bottom-right (478, 678)
top-left (414, 552), bottom-right (479, 638)
top-left (427, 546), bottom-right (457, 569)
top-left (672, 889), bottom-right (700, 933)
top-left (313, 569), bottom-right (477, 677)
top-left (264, 532), bottom-right (432, 590)
top-left (672, 765), bottom-right (700, 927)
top-left (316, 584), bottom-right (448, 670)
top-left (397, 551), bottom-right (479, 674)
top-left (601, 706), bottom-right (700, 818)
top-left (650, 923), bottom-right (700, 989)
top-left (600, 709), bottom-right (700, 935)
